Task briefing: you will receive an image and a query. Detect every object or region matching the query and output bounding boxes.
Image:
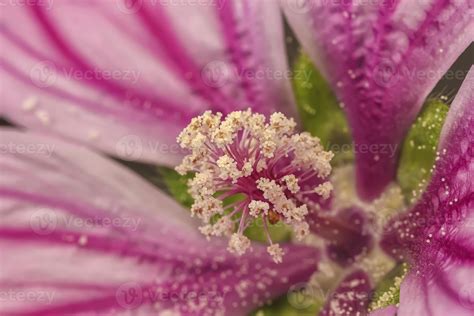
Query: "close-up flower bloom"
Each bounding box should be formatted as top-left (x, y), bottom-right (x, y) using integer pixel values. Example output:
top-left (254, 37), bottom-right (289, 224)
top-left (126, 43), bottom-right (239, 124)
top-left (0, 1), bottom-right (472, 315)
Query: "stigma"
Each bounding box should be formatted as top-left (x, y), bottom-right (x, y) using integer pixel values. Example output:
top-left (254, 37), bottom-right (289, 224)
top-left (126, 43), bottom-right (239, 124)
top-left (176, 109), bottom-right (333, 263)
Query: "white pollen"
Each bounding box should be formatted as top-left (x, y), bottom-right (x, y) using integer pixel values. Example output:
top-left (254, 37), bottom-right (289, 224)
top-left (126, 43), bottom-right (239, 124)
top-left (35, 110), bottom-right (50, 125)
top-left (78, 235), bottom-right (88, 246)
top-left (176, 109), bottom-right (333, 262)
top-left (267, 244), bottom-right (284, 264)
top-left (228, 234), bottom-right (251, 256)
top-left (87, 130), bottom-right (100, 140)
top-left (22, 97), bottom-right (38, 111)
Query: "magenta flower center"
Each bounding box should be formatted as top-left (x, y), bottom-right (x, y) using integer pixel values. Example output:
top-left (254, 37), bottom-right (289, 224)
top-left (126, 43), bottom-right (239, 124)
top-left (176, 109), bottom-right (333, 262)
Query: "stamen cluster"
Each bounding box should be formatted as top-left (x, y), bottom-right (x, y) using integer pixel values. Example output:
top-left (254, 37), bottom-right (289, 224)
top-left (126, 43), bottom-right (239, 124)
top-left (176, 109), bottom-right (333, 263)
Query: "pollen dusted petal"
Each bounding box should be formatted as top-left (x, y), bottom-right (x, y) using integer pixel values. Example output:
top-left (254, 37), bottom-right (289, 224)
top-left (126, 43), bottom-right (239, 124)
top-left (369, 305), bottom-right (398, 316)
top-left (177, 109), bottom-right (333, 262)
top-left (0, 129), bottom-right (321, 315)
top-left (320, 269), bottom-right (372, 316)
top-left (382, 68), bottom-right (474, 315)
top-left (283, 0), bottom-right (473, 200)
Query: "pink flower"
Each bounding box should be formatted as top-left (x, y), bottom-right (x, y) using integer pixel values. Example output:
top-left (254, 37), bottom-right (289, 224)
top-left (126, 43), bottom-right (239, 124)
top-left (0, 0), bottom-right (472, 315)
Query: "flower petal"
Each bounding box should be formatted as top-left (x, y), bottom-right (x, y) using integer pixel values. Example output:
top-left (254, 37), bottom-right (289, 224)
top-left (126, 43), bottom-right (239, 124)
top-left (282, 0), bottom-right (473, 199)
top-left (0, 129), bottom-right (320, 315)
top-left (319, 269), bottom-right (372, 316)
top-left (398, 271), bottom-right (474, 316)
top-left (370, 305), bottom-right (398, 316)
top-left (0, 1), bottom-right (296, 165)
top-left (382, 68), bottom-right (474, 315)
top-left (310, 207), bottom-right (373, 266)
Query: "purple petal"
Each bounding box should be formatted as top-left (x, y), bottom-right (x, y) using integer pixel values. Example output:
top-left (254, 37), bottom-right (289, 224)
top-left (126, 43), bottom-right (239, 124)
top-left (309, 207), bottom-right (373, 266)
top-left (382, 68), bottom-right (474, 315)
top-left (369, 305), bottom-right (398, 316)
top-left (0, 1), bottom-right (296, 165)
top-left (320, 269), bottom-right (372, 316)
top-left (283, 0), bottom-right (473, 199)
top-left (0, 129), bottom-right (320, 315)
top-left (398, 271), bottom-right (474, 316)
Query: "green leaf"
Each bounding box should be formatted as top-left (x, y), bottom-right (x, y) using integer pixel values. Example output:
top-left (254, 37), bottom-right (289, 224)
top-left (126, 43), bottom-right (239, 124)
top-left (157, 166), bottom-right (194, 208)
top-left (292, 53), bottom-right (352, 165)
top-left (369, 263), bottom-right (408, 311)
top-left (397, 99), bottom-right (449, 203)
top-left (250, 289), bottom-right (323, 316)
top-left (244, 218), bottom-right (292, 243)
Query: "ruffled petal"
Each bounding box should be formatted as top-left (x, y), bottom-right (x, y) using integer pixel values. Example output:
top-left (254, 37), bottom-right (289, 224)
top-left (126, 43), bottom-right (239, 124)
top-left (382, 68), bottom-right (474, 315)
top-left (319, 269), bottom-right (372, 316)
top-left (0, 1), bottom-right (296, 165)
top-left (282, 0), bottom-right (473, 199)
top-left (0, 129), bottom-right (320, 315)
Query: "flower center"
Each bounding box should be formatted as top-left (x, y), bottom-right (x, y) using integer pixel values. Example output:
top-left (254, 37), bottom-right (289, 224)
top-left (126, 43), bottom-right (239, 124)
top-left (176, 109), bottom-right (333, 263)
